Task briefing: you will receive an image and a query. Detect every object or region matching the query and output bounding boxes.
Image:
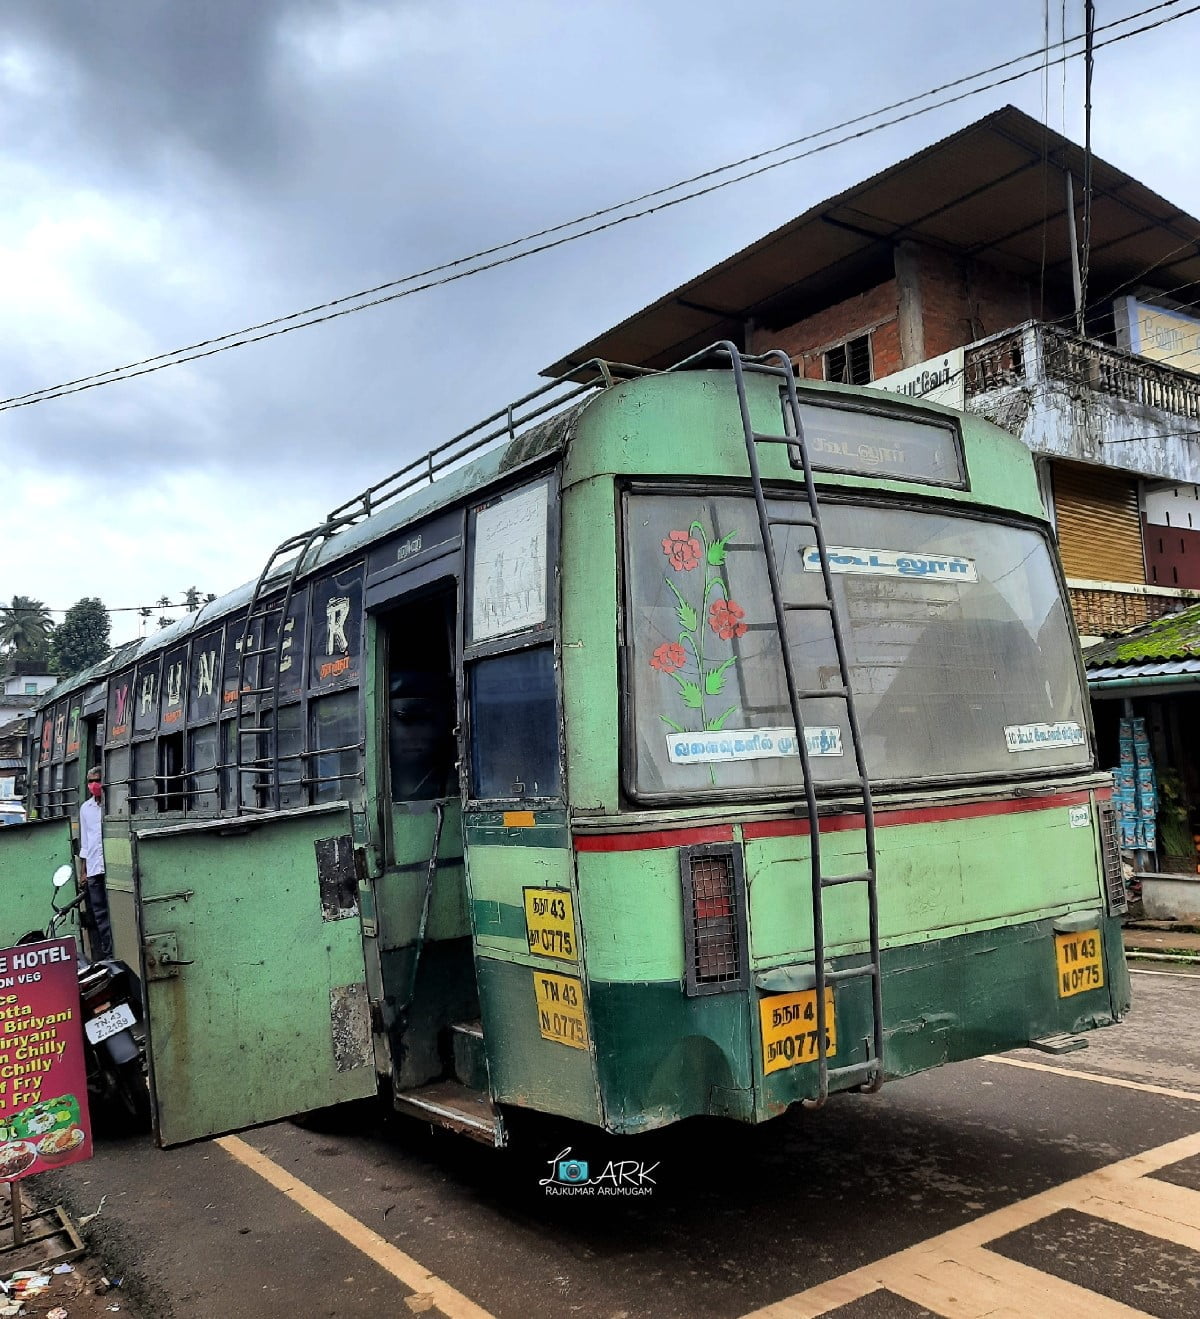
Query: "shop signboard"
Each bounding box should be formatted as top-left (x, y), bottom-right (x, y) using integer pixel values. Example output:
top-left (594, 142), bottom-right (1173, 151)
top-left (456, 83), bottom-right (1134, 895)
top-left (0, 938), bottom-right (92, 1184)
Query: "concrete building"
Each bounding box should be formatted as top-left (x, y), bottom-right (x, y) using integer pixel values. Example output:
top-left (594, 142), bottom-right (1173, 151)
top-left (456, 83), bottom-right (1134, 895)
top-left (547, 105), bottom-right (1200, 873)
top-left (0, 665), bottom-right (56, 823)
top-left (547, 105), bottom-right (1200, 647)
top-left (1, 663), bottom-right (57, 723)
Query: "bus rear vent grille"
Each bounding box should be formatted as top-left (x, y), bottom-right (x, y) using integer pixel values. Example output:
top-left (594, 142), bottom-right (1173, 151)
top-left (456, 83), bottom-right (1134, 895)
top-left (681, 844), bottom-right (748, 996)
top-left (1098, 801), bottom-right (1127, 916)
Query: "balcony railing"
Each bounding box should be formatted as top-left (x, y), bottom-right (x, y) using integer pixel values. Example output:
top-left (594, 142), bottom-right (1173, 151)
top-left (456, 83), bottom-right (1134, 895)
top-left (965, 322), bottom-right (1200, 421)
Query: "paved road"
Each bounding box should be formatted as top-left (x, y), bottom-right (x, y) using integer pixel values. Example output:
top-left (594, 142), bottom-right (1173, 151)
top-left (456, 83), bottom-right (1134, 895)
top-left (39, 960), bottom-right (1200, 1319)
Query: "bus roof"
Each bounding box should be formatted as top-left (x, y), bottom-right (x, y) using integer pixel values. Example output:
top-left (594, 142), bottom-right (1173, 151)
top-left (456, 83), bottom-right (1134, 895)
top-left (37, 361), bottom-right (1037, 705)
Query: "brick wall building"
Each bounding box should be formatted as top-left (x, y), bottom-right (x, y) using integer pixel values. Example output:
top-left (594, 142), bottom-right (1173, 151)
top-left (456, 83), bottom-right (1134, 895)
top-left (547, 105), bottom-right (1200, 645)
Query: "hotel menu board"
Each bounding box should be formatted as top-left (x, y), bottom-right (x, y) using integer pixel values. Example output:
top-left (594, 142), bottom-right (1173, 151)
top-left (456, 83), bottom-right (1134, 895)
top-left (0, 938), bottom-right (93, 1183)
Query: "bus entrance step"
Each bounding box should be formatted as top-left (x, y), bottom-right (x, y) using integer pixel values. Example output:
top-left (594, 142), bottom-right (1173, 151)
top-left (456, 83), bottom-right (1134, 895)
top-left (449, 1020), bottom-right (489, 1092)
top-left (393, 1078), bottom-right (505, 1147)
top-left (1027, 1033), bottom-right (1089, 1055)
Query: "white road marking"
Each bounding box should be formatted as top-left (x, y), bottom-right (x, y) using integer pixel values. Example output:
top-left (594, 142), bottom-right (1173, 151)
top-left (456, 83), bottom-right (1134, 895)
top-left (983, 1054), bottom-right (1200, 1102)
top-left (738, 1128), bottom-right (1200, 1319)
top-left (217, 1134), bottom-right (495, 1319)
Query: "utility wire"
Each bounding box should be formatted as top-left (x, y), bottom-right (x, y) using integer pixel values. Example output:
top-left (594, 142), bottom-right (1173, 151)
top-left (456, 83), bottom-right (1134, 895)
top-left (1078, 0), bottom-right (1097, 326)
top-left (0, 0), bottom-right (1194, 416)
top-left (6, 1), bottom-right (1168, 409)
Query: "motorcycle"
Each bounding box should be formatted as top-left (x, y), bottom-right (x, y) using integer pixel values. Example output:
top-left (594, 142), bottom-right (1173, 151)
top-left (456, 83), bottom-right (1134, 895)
top-left (19, 865), bottom-right (151, 1132)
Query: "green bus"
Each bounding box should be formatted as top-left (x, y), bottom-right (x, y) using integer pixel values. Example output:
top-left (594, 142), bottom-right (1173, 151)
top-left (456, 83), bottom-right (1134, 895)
top-left (6, 346), bottom-right (1130, 1147)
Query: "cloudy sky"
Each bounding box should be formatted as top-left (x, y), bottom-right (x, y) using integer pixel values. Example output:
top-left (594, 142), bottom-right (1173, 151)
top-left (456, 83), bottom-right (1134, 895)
top-left (3, 0), bottom-right (1199, 646)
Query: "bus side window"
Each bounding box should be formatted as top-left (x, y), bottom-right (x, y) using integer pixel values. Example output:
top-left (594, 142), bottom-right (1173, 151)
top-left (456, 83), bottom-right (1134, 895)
top-left (131, 741), bottom-right (158, 815)
top-left (311, 690), bottom-right (361, 804)
top-left (105, 746), bottom-right (130, 818)
top-left (187, 724), bottom-right (220, 813)
top-left (469, 646), bottom-right (560, 801)
top-left (159, 732), bottom-right (185, 813)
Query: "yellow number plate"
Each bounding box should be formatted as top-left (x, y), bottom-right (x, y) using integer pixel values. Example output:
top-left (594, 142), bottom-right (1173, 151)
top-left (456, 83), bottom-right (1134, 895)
top-left (759, 988), bottom-right (836, 1074)
top-left (1055, 928), bottom-right (1104, 998)
top-left (523, 887), bottom-right (577, 961)
top-left (533, 972), bottom-right (589, 1049)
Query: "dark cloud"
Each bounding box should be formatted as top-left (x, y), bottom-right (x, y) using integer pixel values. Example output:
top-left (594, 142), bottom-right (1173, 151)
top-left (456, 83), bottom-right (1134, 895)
top-left (1, 0), bottom-right (1195, 633)
top-left (2, 0), bottom-right (294, 179)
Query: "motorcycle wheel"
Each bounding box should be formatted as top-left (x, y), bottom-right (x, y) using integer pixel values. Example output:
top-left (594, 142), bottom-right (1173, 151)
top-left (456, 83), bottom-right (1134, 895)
top-left (101, 1056), bottom-right (152, 1134)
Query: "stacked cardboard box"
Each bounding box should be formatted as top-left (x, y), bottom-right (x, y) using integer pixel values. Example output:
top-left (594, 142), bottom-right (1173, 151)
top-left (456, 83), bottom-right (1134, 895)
top-left (1111, 717), bottom-right (1157, 851)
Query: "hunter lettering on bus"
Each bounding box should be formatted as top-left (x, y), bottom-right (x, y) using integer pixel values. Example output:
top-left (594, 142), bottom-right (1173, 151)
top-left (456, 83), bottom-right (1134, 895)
top-left (188, 629), bottom-right (223, 725)
top-left (38, 715), bottom-right (53, 767)
top-left (310, 564), bottom-right (363, 691)
top-left (160, 645), bottom-right (188, 731)
top-left (222, 613), bottom-right (257, 708)
top-left (107, 671), bottom-right (133, 743)
top-left (51, 702), bottom-right (68, 761)
top-left (133, 658), bottom-right (160, 738)
top-left (65, 704), bottom-right (82, 759)
top-left (0, 938), bottom-right (92, 1183)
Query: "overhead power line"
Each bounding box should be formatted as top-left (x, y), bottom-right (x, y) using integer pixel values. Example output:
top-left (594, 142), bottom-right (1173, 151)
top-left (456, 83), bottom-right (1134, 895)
top-left (1, 0), bottom-right (1196, 416)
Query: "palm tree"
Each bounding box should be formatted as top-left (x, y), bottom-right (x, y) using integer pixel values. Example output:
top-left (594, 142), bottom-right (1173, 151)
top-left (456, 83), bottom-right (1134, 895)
top-left (0, 596), bottom-right (55, 663)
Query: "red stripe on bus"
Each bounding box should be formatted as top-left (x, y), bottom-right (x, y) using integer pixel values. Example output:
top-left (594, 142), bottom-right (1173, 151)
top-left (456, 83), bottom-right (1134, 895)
top-left (573, 790), bottom-right (1099, 852)
top-left (574, 824), bottom-right (735, 852)
top-left (741, 789), bottom-right (1096, 841)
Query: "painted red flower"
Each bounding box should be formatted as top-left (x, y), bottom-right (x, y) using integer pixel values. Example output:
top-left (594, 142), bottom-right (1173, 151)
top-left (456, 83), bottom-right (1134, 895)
top-left (708, 598), bottom-right (747, 640)
top-left (661, 529), bottom-right (702, 572)
top-left (650, 642), bottom-right (687, 673)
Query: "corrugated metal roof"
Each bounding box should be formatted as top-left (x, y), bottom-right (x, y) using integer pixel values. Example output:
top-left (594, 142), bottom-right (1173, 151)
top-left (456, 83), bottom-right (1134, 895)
top-left (1082, 601), bottom-right (1200, 669)
top-left (544, 106), bottom-right (1200, 376)
top-left (1087, 659), bottom-right (1200, 680)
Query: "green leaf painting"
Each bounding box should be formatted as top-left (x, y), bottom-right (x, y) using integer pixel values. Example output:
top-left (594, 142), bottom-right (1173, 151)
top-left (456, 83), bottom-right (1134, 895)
top-left (649, 519), bottom-right (751, 777)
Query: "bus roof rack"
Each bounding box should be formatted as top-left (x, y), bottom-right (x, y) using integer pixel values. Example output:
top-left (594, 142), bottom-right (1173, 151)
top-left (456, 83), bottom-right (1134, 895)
top-left (324, 357), bottom-right (650, 525)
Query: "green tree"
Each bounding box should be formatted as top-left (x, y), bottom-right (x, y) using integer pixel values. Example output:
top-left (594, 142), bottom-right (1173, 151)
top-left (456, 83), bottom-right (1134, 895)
top-left (49, 598), bottom-right (111, 676)
top-left (0, 596), bottom-right (55, 664)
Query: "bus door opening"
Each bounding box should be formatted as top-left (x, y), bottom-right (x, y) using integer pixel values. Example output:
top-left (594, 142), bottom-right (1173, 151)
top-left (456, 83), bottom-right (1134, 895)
top-left (377, 583), bottom-right (483, 1100)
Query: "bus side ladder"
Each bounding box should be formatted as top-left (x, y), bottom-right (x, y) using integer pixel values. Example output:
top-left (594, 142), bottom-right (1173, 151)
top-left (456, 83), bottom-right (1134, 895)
top-left (231, 358), bottom-right (628, 813)
top-left (671, 341), bottom-right (885, 1106)
top-left (234, 518), bottom-right (351, 813)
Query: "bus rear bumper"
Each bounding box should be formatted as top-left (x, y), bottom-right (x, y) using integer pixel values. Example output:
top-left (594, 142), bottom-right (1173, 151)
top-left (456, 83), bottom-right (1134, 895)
top-left (588, 911), bottom-right (1131, 1132)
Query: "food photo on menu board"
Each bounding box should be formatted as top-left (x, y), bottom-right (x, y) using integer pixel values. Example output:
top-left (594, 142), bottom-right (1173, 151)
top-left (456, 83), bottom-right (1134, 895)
top-left (0, 937), bottom-right (92, 1183)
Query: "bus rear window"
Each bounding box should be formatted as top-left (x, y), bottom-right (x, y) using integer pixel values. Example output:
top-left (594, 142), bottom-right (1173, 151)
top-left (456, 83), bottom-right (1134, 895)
top-left (624, 493), bottom-right (1089, 798)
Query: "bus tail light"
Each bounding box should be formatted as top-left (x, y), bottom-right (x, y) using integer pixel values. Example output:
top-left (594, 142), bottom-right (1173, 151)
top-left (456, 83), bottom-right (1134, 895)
top-left (1098, 802), bottom-right (1127, 916)
top-left (680, 844), bottom-right (748, 996)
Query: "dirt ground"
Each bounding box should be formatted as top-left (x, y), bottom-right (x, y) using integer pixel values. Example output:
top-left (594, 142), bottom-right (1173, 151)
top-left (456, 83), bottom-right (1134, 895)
top-left (1, 1188), bottom-right (139, 1319)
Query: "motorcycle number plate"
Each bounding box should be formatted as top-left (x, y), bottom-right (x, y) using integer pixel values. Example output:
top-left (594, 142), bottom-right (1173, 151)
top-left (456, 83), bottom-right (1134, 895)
top-left (85, 1002), bottom-right (136, 1045)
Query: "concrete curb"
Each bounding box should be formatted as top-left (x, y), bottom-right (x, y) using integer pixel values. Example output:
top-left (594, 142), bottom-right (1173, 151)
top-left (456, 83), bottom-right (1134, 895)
top-left (1123, 949), bottom-right (1200, 966)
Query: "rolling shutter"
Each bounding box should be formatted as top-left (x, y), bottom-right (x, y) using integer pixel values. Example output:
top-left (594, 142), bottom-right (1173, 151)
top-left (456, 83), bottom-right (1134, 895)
top-left (1051, 462), bottom-right (1144, 583)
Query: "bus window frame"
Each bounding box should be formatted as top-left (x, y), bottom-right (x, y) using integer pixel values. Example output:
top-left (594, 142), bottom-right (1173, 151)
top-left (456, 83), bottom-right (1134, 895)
top-left (307, 560), bottom-right (366, 804)
top-left (462, 470), bottom-right (565, 810)
top-left (617, 478), bottom-right (1097, 809)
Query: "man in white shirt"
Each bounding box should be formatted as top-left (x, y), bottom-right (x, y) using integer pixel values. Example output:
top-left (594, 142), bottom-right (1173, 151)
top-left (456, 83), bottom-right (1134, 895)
top-left (78, 765), bottom-right (113, 959)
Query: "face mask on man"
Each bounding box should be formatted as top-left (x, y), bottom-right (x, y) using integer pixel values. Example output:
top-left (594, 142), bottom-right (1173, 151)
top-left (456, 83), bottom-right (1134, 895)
top-left (87, 781), bottom-right (102, 800)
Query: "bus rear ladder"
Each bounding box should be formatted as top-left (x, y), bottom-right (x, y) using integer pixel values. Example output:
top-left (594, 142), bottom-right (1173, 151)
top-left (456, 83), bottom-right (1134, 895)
top-left (671, 342), bottom-right (885, 1106)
